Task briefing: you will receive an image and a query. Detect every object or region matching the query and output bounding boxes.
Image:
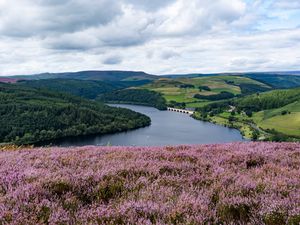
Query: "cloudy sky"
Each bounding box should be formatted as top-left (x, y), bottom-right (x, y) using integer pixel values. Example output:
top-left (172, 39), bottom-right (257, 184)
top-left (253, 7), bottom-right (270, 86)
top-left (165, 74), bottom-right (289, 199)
top-left (0, 0), bottom-right (299, 76)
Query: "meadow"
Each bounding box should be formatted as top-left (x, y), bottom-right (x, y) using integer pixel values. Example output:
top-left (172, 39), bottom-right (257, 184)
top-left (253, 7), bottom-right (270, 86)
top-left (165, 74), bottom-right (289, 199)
top-left (0, 142), bottom-right (299, 224)
top-left (143, 76), bottom-right (270, 108)
top-left (252, 101), bottom-right (300, 137)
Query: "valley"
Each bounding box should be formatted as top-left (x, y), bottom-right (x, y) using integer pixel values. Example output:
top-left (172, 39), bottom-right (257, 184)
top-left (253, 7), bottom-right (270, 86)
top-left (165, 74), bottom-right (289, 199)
top-left (1, 70), bottom-right (300, 145)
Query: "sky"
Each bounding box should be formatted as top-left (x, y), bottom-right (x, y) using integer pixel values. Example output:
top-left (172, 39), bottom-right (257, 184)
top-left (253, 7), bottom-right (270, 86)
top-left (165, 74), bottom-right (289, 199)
top-left (0, 0), bottom-right (300, 76)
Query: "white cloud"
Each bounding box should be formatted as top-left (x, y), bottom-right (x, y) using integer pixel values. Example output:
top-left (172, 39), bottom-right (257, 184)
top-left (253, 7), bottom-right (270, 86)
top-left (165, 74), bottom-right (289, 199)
top-left (0, 0), bottom-right (299, 76)
top-left (156, 0), bottom-right (246, 36)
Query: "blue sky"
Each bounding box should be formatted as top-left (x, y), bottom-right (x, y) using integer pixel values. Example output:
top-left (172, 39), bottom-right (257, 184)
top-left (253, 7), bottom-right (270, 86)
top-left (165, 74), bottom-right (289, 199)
top-left (0, 0), bottom-right (299, 75)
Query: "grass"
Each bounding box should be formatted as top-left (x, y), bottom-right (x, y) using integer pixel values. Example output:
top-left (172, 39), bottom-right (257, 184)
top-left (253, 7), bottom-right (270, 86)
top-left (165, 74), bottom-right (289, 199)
top-left (210, 115), bottom-right (253, 139)
top-left (204, 100), bottom-right (300, 139)
top-left (142, 76), bottom-right (269, 106)
top-left (252, 101), bottom-right (300, 137)
top-left (186, 101), bottom-right (212, 108)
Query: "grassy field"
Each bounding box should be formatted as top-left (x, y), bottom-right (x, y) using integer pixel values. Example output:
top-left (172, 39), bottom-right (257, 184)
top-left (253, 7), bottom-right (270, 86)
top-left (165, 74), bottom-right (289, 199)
top-left (252, 101), bottom-right (300, 137)
top-left (195, 112), bottom-right (254, 139)
top-left (142, 76), bottom-right (270, 108)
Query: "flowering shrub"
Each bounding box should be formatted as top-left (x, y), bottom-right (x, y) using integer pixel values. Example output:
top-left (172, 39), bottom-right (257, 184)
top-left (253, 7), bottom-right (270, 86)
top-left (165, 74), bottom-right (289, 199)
top-left (0, 142), bottom-right (299, 224)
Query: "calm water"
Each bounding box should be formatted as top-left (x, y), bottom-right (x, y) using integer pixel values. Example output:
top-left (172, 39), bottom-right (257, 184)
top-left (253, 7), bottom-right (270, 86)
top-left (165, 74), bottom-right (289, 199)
top-left (46, 104), bottom-right (245, 147)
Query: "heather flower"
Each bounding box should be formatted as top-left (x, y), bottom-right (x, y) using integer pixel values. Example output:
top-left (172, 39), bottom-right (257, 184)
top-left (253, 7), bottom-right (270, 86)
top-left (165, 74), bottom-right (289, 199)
top-left (0, 142), bottom-right (299, 224)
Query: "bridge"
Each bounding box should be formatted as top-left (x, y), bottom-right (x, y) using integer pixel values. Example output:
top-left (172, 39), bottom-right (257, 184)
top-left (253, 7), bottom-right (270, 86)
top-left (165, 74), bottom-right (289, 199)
top-left (167, 107), bottom-right (194, 115)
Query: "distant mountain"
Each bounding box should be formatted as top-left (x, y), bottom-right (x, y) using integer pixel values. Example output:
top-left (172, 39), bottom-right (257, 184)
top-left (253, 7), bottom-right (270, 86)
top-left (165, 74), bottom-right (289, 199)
top-left (163, 71), bottom-right (300, 78)
top-left (162, 73), bottom-right (221, 79)
top-left (3, 70), bottom-right (300, 88)
top-left (0, 77), bottom-right (18, 83)
top-left (243, 73), bottom-right (300, 88)
top-left (8, 70), bottom-right (158, 82)
top-left (162, 71), bottom-right (300, 88)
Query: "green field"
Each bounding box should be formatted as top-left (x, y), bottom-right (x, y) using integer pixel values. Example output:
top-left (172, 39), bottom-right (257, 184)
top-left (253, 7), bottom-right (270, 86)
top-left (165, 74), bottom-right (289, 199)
top-left (252, 101), bottom-right (300, 137)
top-left (142, 76), bottom-right (270, 108)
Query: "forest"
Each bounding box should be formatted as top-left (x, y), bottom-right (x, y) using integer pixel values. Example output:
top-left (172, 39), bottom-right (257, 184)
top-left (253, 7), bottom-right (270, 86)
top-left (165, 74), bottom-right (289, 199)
top-left (18, 79), bottom-right (119, 99)
top-left (194, 91), bottom-right (235, 101)
top-left (233, 87), bottom-right (300, 112)
top-left (98, 89), bottom-right (167, 110)
top-left (0, 83), bottom-right (150, 145)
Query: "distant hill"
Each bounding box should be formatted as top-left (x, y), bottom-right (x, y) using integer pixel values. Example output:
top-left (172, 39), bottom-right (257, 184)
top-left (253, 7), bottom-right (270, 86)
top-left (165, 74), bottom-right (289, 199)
top-left (142, 75), bottom-right (272, 108)
top-left (162, 72), bottom-right (300, 89)
top-left (3, 70), bottom-right (300, 90)
top-left (0, 77), bottom-right (18, 83)
top-left (9, 70), bottom-right (157, 82)
top-left (18, 79), bottom-right (149, 99)
top-left (99, 89), bottom-right (167, 110)
top-left (243, 73), bottom-right (300, 88)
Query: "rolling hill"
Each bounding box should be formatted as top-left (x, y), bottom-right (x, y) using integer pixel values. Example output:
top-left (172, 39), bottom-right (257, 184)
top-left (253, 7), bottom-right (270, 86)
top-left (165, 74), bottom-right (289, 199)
top-left (0, 83), bottom-right (150, 145)
top-left (244, 73), bottom-right (300, 89)
top-left (8, 70), bottom-right (157, 82)
top-left (252, 100), bottom-right (300, 137)
top-left (195, 87), bottom-right (300, 140)
top-left (142, 75), bottom-right (272, 108)
top-left (0, 77), bottom-right (18, 83)
top-left (18, 79), bottom-right (126, 99)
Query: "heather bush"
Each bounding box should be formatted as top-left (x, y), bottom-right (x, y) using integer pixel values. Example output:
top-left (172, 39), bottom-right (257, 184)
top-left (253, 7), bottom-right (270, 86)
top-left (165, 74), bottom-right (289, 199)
top-left (0, 142), bottom-right (299, 224)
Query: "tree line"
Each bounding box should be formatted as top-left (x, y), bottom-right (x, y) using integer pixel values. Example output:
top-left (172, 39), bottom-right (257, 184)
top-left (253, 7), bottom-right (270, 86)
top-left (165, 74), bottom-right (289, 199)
top-left (98, 89), bottom-right (167, 110)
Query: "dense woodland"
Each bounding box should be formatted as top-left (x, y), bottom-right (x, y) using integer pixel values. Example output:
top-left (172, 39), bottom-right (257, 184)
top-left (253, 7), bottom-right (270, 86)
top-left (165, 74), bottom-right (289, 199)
top-left (99, 89), bottom-right (167, 110)
top-left (19, 79), bottom-right (119, 99)
top-left (233, 87), bottom-right (300, 112)
top-left (244, 74), bottom-right (300, 88)
top-left (238, 83), bottom-right (271, 95)
top-left (19, 79), bottom-right (150, 99)
top-left (0, 83), bottom-right (150, 145)
top-left (197, 87), bottom-right (300, 116)
top-left (194, 91), bottom-right (235, 101)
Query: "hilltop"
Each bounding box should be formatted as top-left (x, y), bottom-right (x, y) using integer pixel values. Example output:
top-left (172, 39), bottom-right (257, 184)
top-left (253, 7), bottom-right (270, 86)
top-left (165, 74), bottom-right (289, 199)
top-left (6, 70), bottom-right (157, 82)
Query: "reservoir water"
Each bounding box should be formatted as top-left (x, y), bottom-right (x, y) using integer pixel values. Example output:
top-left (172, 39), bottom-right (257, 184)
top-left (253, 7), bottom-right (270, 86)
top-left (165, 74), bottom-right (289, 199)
top-left (48, 104), bottom-right (245, 147)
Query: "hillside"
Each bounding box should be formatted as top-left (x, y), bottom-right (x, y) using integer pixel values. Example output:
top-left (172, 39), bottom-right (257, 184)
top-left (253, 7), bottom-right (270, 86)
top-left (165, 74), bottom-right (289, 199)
top-left (9, 70), bottom-right (157, 82)
top-left (0, 77), bottom-right (18, 83)
top-left (252, 101), bottom-right (300, 137)
top-left (244, 74), bottom-right (300, 88)
top-left (142, 75), bottom-right (271, 108)
top-left (0, 83), bottom-right (150, 145)
top-left (195, 87), bottom-right (300, 140)
top-left (18, 79), bottom-right (122, 99)
top-left (0, 142), bottom-right (299, 224)
top-left (163, 72), bottom-right (300, 89)
top-left (234, 87), bottom-right (300, 112)
top-left (99, 89), bottom-right (167, 110)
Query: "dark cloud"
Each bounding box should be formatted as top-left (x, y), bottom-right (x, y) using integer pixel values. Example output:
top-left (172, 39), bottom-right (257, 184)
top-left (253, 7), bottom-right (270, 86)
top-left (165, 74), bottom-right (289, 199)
top-left (0, 0), bottom-right (121, 37)
top-left (160, 50), bottom-right (180, 60)
top-left (103, 56), bottom-right (123, 65)
top-left (125, 0), bottom-right (175, 11)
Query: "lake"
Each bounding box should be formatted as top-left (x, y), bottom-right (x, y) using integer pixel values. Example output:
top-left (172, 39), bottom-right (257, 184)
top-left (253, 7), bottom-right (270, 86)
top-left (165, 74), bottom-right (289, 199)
top-left (46, 104), bottom-right (245, 147)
